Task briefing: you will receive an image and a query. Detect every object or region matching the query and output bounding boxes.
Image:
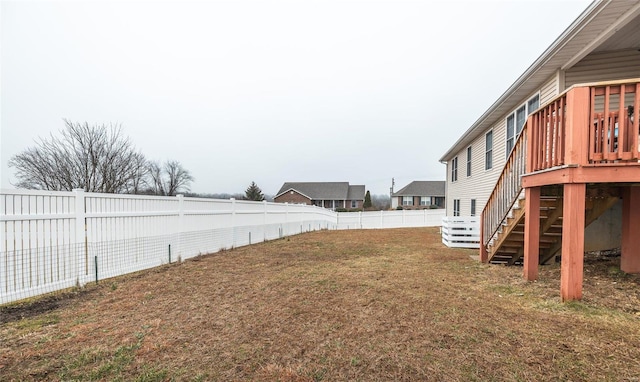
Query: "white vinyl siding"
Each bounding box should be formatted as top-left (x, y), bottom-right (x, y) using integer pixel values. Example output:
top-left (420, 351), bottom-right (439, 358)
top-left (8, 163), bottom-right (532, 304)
top-left (540, 75), bottom-right (560, 105)
top-left (565, 49), bottom-right (640, 88)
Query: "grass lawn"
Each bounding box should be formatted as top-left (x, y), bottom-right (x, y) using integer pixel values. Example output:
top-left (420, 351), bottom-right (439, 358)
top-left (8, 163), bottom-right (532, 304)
top-left (1, 227), bottom-right (640, 381)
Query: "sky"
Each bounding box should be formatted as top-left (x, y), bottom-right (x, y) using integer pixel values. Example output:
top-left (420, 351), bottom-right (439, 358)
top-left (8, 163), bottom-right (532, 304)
top-left (1, 0), bottom-right (592, 196)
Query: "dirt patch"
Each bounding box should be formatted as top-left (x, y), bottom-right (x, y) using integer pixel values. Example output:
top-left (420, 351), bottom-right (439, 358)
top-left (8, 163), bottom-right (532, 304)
top-left (1, 228), bottom-right (640, 381)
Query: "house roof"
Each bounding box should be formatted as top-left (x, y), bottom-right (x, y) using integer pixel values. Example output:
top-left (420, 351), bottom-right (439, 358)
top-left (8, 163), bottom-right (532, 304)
top-left (275, 182), bottom-right (365, 200)
top-left (393, 181), bottom-right (445, 197)
top-left (347, 185), bottom-right (366, 200)
top-left (440, 0), bottom-right (640, 162)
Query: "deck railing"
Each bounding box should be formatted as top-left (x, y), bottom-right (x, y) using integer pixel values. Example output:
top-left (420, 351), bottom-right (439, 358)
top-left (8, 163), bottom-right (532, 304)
top-left (589, 82), bottom-right (639, 163)
top-left (481, 78), bottom-right (640, 252)
top-left (529, 93), bottom-right (567, 171)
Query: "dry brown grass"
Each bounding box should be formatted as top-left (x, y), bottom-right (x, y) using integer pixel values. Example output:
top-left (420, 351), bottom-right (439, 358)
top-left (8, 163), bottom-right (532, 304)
top-left (2, 227), bottom-right (640, 381)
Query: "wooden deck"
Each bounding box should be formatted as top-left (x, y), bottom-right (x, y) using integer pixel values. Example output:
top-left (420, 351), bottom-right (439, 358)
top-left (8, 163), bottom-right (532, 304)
top-left (481, 79), bottom-right (640, 301)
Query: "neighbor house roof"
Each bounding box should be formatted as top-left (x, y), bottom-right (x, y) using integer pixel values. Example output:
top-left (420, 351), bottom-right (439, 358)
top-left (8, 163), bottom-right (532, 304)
top-left (439, 0), bottom-right (640, 162)
top-left (347, 185), bottom-right (366, 200)
top-left (393, 181), bottom-right (445, 197)
top-left (275, 182), bottom-right (365, 200)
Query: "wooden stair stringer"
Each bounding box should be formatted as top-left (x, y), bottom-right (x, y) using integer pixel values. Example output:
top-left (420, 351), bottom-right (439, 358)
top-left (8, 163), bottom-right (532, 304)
top-left (539, 196), bottom-right (620, 264)
top-left (487, 200), bottom-right (526, 263)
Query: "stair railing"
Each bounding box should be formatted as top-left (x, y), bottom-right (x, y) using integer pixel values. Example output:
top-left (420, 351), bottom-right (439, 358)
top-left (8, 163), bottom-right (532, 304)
top-left (481, 124), bottom-right (528, 250)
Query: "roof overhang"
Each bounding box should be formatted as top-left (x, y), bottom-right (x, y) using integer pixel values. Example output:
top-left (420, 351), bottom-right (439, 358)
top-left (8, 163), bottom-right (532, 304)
top-left (439, 0), bottom-right (640, 163)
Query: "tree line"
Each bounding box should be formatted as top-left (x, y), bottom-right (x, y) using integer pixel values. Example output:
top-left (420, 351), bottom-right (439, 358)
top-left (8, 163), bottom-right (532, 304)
top-left (9, 120), bottom-right (193, 195)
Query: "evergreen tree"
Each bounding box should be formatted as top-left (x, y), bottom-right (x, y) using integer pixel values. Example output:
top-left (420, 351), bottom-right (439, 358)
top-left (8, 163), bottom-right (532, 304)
top-left (363, 190), bottom-right (372, 209)
top-left (245, 181), bottom-right (265, 201)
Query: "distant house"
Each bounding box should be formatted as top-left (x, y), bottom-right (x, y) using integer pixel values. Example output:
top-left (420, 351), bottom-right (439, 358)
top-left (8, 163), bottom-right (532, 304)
top-left (391, 181), bottom-right (445, 210)
top-left (274, 182), bottom-right (365, 210)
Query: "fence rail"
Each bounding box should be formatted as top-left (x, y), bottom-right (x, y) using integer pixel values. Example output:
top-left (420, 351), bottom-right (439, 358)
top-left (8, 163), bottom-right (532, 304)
top-left (1, 189), bottom-right (445, 304)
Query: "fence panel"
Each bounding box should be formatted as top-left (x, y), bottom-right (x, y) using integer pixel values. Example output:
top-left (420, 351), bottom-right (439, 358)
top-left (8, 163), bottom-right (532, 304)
top-left (336, 209), bottom-right (445, 230)
top-left (441, 216), bottom-right (480, 248)
top-left (1, 190), bottom-right (338, 304)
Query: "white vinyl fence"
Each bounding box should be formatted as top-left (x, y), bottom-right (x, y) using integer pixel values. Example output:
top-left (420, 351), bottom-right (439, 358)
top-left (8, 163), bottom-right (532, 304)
top-left (336, 209), bottom-right (445, 230)
top-left (441, 216), bottom-right (480, 248)
top-left (1, 189), bottom-right (336, 304)
top-left (1, 189), bottom-right (448, 304)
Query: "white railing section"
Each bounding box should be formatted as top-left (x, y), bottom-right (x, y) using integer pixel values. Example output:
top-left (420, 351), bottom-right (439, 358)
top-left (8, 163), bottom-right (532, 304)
top-left (441, 216), bottom-right (480, 249)
top-left (1, 189), bottom-right (446, 304)
top-left (336, 209), bottom-right (445, 230)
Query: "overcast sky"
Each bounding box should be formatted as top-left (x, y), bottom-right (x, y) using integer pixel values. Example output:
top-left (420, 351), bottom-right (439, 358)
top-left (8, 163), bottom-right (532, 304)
top-left (1, 0), bottom-right (591, 196)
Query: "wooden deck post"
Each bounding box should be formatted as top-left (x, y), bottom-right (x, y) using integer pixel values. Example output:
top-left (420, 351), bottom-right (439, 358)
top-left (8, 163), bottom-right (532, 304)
top-left (621, 186), bottom-right (640, 274)
top-left (479, 212), bottom-right (488, 263)
top-left (564, 87), bottom-right (590, 166)
top-left (560, 183), bottom-right (586, 301)
top-left (523, 187), bottom-right (540, 281)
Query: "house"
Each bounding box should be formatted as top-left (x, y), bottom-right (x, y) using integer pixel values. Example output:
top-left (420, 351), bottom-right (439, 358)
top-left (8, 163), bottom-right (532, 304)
top-left (439, 0), bottom-right (640, 301)
top-left (274, 182), bottom-right (365, 210)
top-left (391, 181), bottom-right (445, 209)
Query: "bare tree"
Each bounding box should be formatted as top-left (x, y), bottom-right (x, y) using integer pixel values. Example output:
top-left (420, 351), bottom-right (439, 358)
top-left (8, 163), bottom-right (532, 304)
top-left (9, 120), bottom-right (148, 193)
top-left (146, 160), bottom-right (194, 196)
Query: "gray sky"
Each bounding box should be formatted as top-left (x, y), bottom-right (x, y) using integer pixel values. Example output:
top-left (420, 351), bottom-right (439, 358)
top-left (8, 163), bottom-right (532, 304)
top-left (1, 0), bottom-right (591, 196)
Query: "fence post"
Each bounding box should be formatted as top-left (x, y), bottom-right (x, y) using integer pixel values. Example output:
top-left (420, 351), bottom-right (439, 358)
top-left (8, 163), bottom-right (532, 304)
top-left (73, 188), bottom-right (88, 286)
top-left (285, 203), bottom-right (289, 237)
top-left (359, 211), bottom-right (362, 229)
top-left (231, 198), bottom-right (236, 247)
top-left (263, 200), bottom-right (268, 241)
top-left (177, 194), bottom-right (184, 260)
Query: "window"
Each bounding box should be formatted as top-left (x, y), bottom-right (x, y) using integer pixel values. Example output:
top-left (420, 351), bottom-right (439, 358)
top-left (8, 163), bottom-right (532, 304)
top-left (516, 105), bottom-right (526, 135)
top-left (506, 94), bottom-right (540, 157)
top-left (451, 156), bottom-right (458, 182)
top-left (506, 114), bottom-right (515, 155)
top-left (466, 146), bottom-right (472, 177)
top-left (403, 196), bottom-right (413, 206)
top-left (527, 95), bottom-right (540, 115)
top-left (453, 199), bottom-right (460, 217)
top-left (485, 131), bottom-right (493, 170)
top-left (420, 196), bottom-right (430, 206)
top-left (471, 199), bottom-right (476, 217)
top-left (351, 200), bottom-right (357, 208)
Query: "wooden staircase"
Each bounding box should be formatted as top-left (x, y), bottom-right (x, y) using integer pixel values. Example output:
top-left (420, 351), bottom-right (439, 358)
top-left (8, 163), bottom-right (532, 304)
top-left (487, 190), bottom-right (619, 265)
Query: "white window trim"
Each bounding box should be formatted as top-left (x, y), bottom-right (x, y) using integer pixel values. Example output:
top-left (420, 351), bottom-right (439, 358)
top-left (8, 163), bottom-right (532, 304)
top-left (451, 156), bottom-right (458, 182)
top-left (485, 130), bottom-right (493, 171)
top-left (466, 146), bottom-right (472, 177)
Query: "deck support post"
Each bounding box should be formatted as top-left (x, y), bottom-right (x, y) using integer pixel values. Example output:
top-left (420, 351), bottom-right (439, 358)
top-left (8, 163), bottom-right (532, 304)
top-left (560, 183), bottom-right (586, 301)
top-left (479, 212), bottom-right (488, 263)
top-left (621, 186), bottom-right (640, 273)
top-left (523, 187), bottom-right (540, 281)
